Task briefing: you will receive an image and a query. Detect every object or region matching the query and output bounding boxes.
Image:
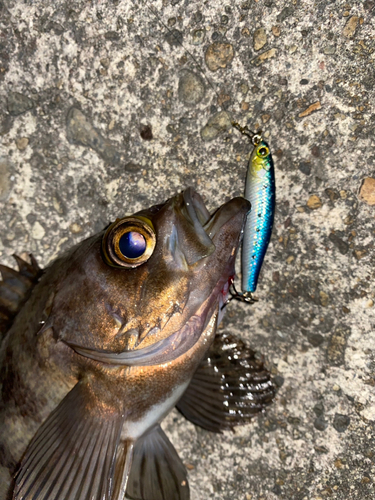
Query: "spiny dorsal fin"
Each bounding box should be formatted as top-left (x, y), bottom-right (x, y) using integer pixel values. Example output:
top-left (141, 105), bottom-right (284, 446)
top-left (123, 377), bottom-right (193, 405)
top-left (0, 254), bottom-right (42, 338)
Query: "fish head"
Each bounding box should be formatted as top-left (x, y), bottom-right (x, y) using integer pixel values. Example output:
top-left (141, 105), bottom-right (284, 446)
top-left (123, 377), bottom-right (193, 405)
top-left (50, 188), bottom-right (250, 366)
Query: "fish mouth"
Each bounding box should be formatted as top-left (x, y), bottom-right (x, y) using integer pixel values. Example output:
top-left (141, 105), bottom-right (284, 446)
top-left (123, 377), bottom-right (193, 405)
top-left (68, 188), bottom-right (250, 366)
top-left (69, 284), bottom-right (230, 368)
top-left (182, 187), bottom-right (245, 249)
top-left (69, 296), bottom-right (219, 367)
top-left (177, 187), bottom-right (249, 264)
top-left (183, 187), bottom-right (212, 229)
top-left (180, 187), bottom-right (245, 321)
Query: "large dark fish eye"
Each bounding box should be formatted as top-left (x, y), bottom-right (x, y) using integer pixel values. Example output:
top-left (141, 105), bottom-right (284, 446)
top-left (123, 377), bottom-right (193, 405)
top-left (102, 216), bottom-right (156, 268)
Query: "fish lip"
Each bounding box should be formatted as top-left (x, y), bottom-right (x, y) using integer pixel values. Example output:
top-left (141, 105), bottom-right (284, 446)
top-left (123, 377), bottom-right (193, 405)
top-left (183, 187), bottom-right (211, 227)
top-left (183, 187), bottom-right (250, 240)
top-left (179, 188), bottom-right (215, 258)
top-left (64, 337), bottom-right (168, 366)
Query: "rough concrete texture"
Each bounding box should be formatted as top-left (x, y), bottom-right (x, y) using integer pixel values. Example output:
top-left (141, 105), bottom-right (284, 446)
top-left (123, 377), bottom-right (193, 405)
top-left (0, 0), bottom-right (375, 498)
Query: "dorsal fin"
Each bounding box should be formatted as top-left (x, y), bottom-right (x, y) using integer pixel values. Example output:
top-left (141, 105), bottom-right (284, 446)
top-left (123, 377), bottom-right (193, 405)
top-left (0, 254), bottom-right (42, 338)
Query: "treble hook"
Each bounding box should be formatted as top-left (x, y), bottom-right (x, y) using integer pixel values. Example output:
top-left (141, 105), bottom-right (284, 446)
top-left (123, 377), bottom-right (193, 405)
top-left (221, 279), bottom-right (258, 310)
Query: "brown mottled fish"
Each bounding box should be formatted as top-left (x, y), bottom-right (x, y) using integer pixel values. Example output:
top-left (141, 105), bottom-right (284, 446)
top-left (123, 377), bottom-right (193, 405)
top-left (0, 187), bottom-right (276, 500)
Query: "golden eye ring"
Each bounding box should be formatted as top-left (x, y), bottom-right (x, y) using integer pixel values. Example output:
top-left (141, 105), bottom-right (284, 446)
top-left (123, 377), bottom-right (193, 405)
top-left (102, 216), bottom-right (156, 268)
top-left (257, 145), bottom-right (269, 158)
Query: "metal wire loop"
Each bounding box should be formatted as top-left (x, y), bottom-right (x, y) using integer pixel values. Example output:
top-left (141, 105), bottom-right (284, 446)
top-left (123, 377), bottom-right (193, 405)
top-left (231, 121), bottom-right (262, 144)
top-left (221, 280), bottom-right (258, 309)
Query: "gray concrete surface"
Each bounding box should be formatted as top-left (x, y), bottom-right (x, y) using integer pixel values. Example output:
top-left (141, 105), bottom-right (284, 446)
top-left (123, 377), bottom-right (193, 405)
top-left (1, 0), bottom-right (375, 498)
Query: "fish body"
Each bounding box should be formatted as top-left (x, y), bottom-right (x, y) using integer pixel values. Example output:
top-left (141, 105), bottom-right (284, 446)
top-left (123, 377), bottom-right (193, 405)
top-left (0, 188), bottom-right (276, 500)
top-left (242, 139), bottom-right (275, 294)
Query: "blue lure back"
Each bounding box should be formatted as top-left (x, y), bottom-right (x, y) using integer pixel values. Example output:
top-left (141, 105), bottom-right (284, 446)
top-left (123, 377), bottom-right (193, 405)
top-left (241, 138), bottom-right (275, 294)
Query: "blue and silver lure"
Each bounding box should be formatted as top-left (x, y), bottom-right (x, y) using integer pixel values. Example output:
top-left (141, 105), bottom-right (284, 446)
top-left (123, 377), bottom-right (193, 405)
top-left (230, 124), bottom-right (275, 304)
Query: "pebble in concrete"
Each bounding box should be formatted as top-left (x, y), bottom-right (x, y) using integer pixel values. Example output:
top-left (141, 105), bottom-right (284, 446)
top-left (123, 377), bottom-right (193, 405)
top-left (0, 115), bottom-right (13, 136)
top-left (165, 29), bottom-right (183, 47)
top-left (359, 177), bottom-right (375, 205)
top-left (31, 221), bottom-right (45, 240)
top-left (16, 137), bottom-right (29, 151)
top-left (253, 28), bottom-right (267, 51)
top-left (251, 48), bottom-right (277, 67)
top-left (6, 92), bottom-right (34, 116)
top-left (327, 326), bottom-right (350, 366)
top-left (66, 107), bottom-right (122, 164)
top-left (333, 414), bottom-right (351, 433)
top-left (307, 195), bottom-right (322, 209)
top-left (323, 45), bottom-right (336, 55)
top-left (205, 42), bottom-right (234, 71)
top-left (308, 332), bottom-right (324, 347)
top-left (329, 233), bottom-right (349, 255)
top-left (70, 223), bottom-right (82, 234)
top-left (0, 160), bottom-right (10, 201)
top-left (178, 70), bottom-right (205, 106)
top-left (191, 29), bottom-right (205, 45)
top-left (299, 161), bottom-right (311, 175)
top-left (200, 111), bottom-right (231, 141)
top-left (342, 16), bottom-right (359, 38)
top-left (314, 416), bottom-right (328, 431)
top-left (299, 101), bottom-right (321, 118)
top-left (139, 125), bottom-right (153, 141)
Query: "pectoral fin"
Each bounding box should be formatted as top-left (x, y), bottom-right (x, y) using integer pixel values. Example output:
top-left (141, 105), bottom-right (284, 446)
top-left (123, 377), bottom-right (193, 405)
top-left (13, 380), bottom-right (128, 500)
top-left (126, 424), bottom-right (189, 500)
top-left (176, 333), bottom-right (276, 433)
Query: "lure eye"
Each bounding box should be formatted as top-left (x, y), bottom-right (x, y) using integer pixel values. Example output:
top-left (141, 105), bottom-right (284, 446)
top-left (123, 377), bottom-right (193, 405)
top-left (102, 216), bottom-right (156, 268)
top-left (257, 146), bottom-right (269, 158)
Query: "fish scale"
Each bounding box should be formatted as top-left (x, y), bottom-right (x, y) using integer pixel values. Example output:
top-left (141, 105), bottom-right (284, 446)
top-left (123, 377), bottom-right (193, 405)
top-left (242, 139), bottom-right (276, 294)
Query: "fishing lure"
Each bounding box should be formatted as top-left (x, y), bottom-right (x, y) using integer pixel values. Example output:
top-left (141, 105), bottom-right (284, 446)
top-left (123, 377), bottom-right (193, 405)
top-left (230, 123), bottom-right (276, 304)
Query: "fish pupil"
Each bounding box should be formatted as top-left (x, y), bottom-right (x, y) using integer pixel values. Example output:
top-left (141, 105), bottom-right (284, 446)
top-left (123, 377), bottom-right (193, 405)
top-left (119, 231), bottom-right (146, 259)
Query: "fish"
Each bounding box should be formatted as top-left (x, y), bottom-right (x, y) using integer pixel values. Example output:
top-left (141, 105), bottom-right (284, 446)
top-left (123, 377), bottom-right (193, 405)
top-left (0, 187), bottom-right (276, 500)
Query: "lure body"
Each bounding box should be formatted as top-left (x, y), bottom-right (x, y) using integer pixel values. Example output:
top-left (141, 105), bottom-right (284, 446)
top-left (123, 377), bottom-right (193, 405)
top-left (242, 139), bottom-right (275, 294)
